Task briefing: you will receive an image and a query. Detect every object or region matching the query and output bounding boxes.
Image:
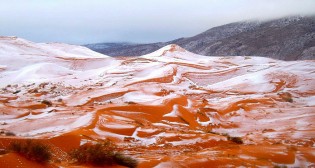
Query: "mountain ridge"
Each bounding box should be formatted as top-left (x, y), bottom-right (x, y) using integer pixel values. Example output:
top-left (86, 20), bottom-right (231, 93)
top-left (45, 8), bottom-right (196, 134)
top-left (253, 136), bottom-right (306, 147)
top-left (85, 15), bottom-right (315, 60)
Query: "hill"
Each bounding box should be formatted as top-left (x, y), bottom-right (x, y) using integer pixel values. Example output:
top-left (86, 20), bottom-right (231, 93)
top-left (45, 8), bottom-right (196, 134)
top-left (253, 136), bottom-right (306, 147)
top-left (86, 16), bottom-right (315, 60)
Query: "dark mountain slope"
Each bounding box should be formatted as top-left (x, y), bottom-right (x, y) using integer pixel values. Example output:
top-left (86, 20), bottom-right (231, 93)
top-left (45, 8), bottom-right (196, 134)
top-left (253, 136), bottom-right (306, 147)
top-left (86, 16), bottom-right (315, 60)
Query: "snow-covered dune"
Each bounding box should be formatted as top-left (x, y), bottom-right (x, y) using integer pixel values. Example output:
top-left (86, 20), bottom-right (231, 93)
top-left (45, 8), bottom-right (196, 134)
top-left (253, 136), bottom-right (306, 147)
top-left (0, 36), bottom-right (109, 59)
top-left (0, 36), bottom-right (117, 86)
top-left (0, 38), bottom-right (314, 167)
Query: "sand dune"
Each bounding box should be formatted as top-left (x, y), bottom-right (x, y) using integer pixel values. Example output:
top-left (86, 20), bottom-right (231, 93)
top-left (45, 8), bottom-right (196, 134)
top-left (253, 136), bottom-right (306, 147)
top-left (0, 37), bottom-right (314, 167)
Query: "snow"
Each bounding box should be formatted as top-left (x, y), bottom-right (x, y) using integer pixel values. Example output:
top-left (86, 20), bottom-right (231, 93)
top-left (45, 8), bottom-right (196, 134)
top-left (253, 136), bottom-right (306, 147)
top-left (39, 42), bottom-right (109, 59)
top-left (0, 36), bottom-right (109, 59)
top-left (131, 127), bottom-right (157, 145)
top-left (0, 65), bottom-right (7, 69)
top-left (142, 44), bottom-right (174, 57)
top-left (300, 95), bottom-right (315, 106)
top-left (163, 105), bottom-right (178, 117)
top-left (0, 36), bottom-right (115, 87)
top-left (0, 37), bottom-right (315, 163)
top-left (122, 91), bottom-right (162, 103)
top-left (2, 63), bottom-right (74, 84)
top-left (206, 67), bottom-right (276, 93)
top-left (142, 44), bottom-right (212, 64)
top-left (131, 64), bottom-right (175, 82)
top-left (70, 112), bottom-right (94, 128)
top-left (102, 123), bottom-right (135, 129)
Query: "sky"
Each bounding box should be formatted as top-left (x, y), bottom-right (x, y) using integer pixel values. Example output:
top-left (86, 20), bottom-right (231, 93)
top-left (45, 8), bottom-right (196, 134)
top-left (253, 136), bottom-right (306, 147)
top-left (0, 0), bottom-right (315, 44)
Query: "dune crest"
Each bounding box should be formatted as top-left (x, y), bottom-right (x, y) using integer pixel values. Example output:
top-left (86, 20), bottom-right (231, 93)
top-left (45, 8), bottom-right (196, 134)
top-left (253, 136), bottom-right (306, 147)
top-left (0, 37), bottom-right (314, 167)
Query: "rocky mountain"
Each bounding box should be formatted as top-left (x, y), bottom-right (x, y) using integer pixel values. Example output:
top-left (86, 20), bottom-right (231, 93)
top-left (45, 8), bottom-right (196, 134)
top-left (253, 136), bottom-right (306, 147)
top-left (86, 16), bottom-right (315, 60)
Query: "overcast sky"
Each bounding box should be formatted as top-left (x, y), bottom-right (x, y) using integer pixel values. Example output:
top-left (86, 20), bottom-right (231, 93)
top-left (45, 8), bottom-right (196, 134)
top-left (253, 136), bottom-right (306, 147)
top-left (0, 0), bottom-right (315, 44)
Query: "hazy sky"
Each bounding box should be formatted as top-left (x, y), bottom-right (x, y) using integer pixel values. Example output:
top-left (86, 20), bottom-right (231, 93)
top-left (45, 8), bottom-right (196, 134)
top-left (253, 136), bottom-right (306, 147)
top-left (1, 0), bottom-right (315, 44)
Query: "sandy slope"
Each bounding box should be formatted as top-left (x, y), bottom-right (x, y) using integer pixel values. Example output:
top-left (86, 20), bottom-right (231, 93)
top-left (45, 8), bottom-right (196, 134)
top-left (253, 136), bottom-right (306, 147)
top-left (0, 39), bottom-right (314, 167)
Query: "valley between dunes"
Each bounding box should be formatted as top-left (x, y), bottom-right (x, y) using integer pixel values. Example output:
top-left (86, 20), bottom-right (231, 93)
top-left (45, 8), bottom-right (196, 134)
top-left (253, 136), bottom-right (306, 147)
top-left (0, 37), bottom-right (314, 167)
